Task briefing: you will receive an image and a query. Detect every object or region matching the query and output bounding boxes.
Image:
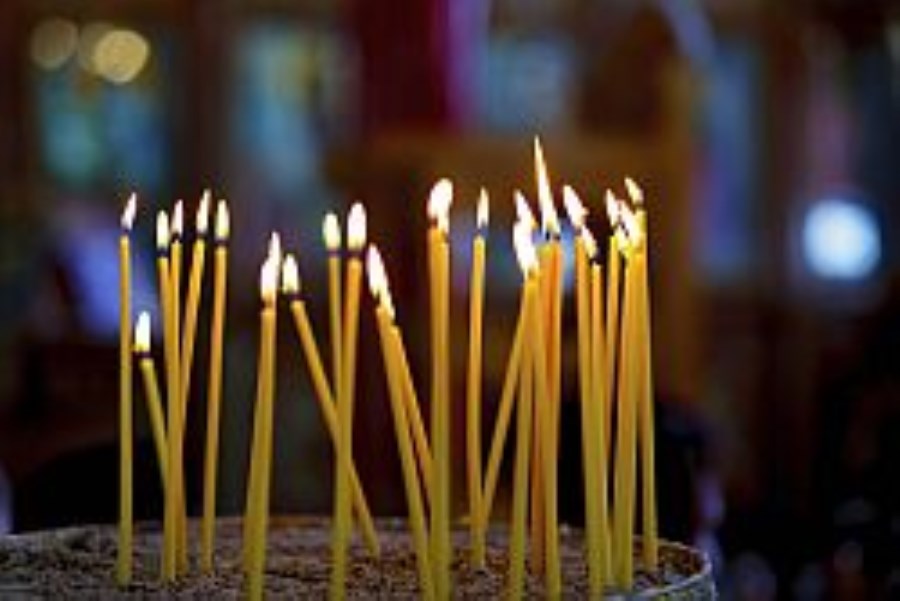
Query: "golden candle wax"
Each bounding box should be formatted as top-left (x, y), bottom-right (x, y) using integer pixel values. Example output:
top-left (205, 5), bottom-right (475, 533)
top-left (323, 212), bottom-right (343, 401)
top-left (134, 311), bottom-right (169, 491)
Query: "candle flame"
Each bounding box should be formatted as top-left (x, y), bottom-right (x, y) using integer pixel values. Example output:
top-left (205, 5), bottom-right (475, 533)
top-left (534, 137), bottom-right (559, 236)
top-left (605, 190), bottom-right (620, 227)
top-left (323, 212), bottom-right (341, 251)
top-left (134, 311), bottom-right (151, 353)
top-left (513, 190), bottom-right (536, 232)
top-left (619, 202), bottom-right (643, 248)
top-left (513, 221), bottom-right (538, 277)
top-left (196, 190), bottom-right (211, 235)
top-left (268, 231), bottom-right (282, 265)
top-left (582, 225), bottom-right (598, 260)
top-left (347, 202), bottom-right (367, 251)
top-left (260, 255), bottom-right (279, 303)
top-left (215, 200), bottom-right (230, 242)
top-left (121, 193), bottom-right (137, 231)
top-left (281, 253), bottom-right (300, 295)
top-left (476, 188), bottom-right (489, 230)
top-left (156, 210), bottom-right (170, 250)
top-left (172, 200), bottom-right (184, 237)
top-left (366, 245), bottom-right (395, 321)
top-left (562, 185), bottom-right (587, 231)
top-left (624, 176), bottom-right (644, 207)
top-left (427, 178), bottom-right (453, 234)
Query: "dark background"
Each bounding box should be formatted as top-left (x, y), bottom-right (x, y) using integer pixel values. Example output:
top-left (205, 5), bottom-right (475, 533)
top-left (0, 0), bottom-right (898, 598)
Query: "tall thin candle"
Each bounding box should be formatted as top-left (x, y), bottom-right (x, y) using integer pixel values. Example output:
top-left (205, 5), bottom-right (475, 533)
top-left (202, 200), bottom-right (230, 572)
top-left (134, 311), bottom-right (169, 491)
top-left (466, 189), bottom-right (488, 567)
top-left (117, 193), bottom-right (136, 587)
top-left (323, 213), bottom-right (343, 401)
top-left (169, 200), bottom-right (188, 572)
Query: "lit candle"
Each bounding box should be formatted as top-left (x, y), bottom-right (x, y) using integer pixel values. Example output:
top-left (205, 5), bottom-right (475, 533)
top-left (330, 203), bottom-right (366, 599)
top-left (426, 179), bottom-right (452, 599)
top-left (246, 244), bottom-right (280, 601)
top-left (367, 246), bottom-right (434, 601)
top-left (604, 191), bottom-right (623, 445)
top-left (613, 205), bottom-right (641, 588)
top-left (393, 329), bottom-right (434, 511)
top-left (117, 193), bottom-right (136, 587)
top-left (466, 189), bottom-right (488, 567)
top-left (482, 192), bottom-right (535, 524)
top-left (563, 186), bottom-right (605, 595)
top-left (533, 138), bottom-right (561, 585)
top-left (202, 199), bottom-right (229, 572)
top-left (179, 192), bottom-right (210, 413)
top-left (156, 210), bottom-right (177, 581)
top-left (134, 311), bottom-right (169, 492)
top-left (584, 225), bottom-right (613, 585)
top-left (169, 200), bottom-right (188, 573)
top-left (281, 253), bottom-right (380, 557)
top-left (625, 177), bottom-right (658, 571)
top-left (508, 221), bottom-right (538, 600)
top-left (323, 213), bottom-right (343, 404)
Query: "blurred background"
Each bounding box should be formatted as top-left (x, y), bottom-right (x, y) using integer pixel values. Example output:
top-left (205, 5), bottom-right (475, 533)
top-left (0, 0), bottom-right (898, 597)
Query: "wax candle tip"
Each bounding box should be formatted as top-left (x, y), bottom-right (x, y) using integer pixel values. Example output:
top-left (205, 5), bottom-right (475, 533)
top-left (624, 176), bottom-right (644, 206)
top-left (172, 200), bottom-right (184, 236)
top-left (281, 253), bottom-right (300, 295)
top-left (323, 212), bottom-right (342, 251)
top-left (156, 211), bottom-right (170, 250)
top-left (348, 203), bottom-right (367, 250)
top-left (215, 200), bottom-right (230, 241)
top-left (121, 194), bottom-right (137, 231)
top-left (197, 193), bottom-right (211, 234)
top-left (134, 311), bottom-right (151, 353)
top-left (562, 186), bottom-right (586, 231)
top-left (477, 189), bottom-right (489, 230)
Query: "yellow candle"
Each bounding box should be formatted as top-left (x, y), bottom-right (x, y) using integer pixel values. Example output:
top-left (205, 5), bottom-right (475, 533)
top-left (169, 200), bottom-right (189, 573)
top-left (427, 179), bottom-right (453, 599)
top-left (117, 193), bottom-right (136, 587)
top-left (564, 186), bottom-right (604, 594)
top-left (368, 246), bottom-right (434, 600)
top-left (282, 254), bottom-right (380, 558)
top-left (330, 204), bottom-right (366, 599)
top-left (508, 221), bottom-right (537, 599)
top-left (247, 247), bottom-right (280, 601)
top-left (179, 193), bottom-right (209, 414)
top-left (466, 189), bottom-right (488, 567)
top-left (202, 200), bottom-right (229, 572)
top-left (586, 232), bottom-right (612, 585)
top-left (134, 311), bottom-right (169, 492)
top-left (604, 190), bottom-right (622, 444)
top-left (156, 210), bottom-right (177, 581)
top-left (323, 212), bottom-right (343, 402)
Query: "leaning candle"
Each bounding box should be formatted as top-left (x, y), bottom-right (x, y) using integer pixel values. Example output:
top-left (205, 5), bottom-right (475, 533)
top-left (156, 210), bottom-right (177, 581)
top-left (134, 311), bottom-right (169, 491)
top-left (330, 203), bottom-right (366, 599)
top-left (427, 179), bottom-right (453, 599)
top-left (564, 186), bottom-right (604, 595)
top-left (604, 191), bottom-right (621, 443)
top-left (281, 253), bottom-right (380, 557)
top-left (246, 251), bottom-right (279, 601)
top-left (466, 189), bottom-right (488, 567)
top-left (367, 246), bottom-right (434, 601)
top-left (202, 199), bottom-right (229, 572)
top-left (117, 193), bottom-right (136, 587)
top-left (393, 330), bottom-right (434, 511)
top-left (508, 221), bottom-right (538, 600)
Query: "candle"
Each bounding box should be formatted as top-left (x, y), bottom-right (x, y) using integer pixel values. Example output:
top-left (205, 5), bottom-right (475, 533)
top-left (604, 191), bottom-right (621, 445)
top-left (246, 245), bottom-right (280, 601)
top-left (281, 254), bottom-right (380, 557)
top-left (466, 189), bottom-right (488, 567)
top-left (202, 200), bottom-right (229, 572)
top-left (613, 205), bottom-right (641, 588)
top-left (179, 192), bottom-right (210, 415)
top-left (626, 177), bottom-right (658, 570)
top-left (564, 186), bottom-right (604, 595)
top-left (117, 193), bottom-right (136, 587)
top-left (169, 200), bottom-right (188, 573)
top-left (330, 203), bottom-right (366, 599)
top-left (156, 210), bottom-right (177, 580)
top-left (323, 212), bottom-right (343, 413)
top-left (585, 226), bottom-right (613, 585)
top-left (393, 330), bottom-right (434, 510)
top-left (134, 311), bottom-right (169, 491)
top-left (508, 221), bottom-right (537, 599)
top-left (367, 246), bottom-right (434, 600)
top-left (427, 179), bottom-right (453, 599)
top-left (533, 138), bottom-right (561, 582)
top-left (482, 191), bottom-right (535, 524)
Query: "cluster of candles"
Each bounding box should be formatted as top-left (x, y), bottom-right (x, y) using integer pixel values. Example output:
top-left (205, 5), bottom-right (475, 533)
top-left (116, 139), bottom-right (658, 599)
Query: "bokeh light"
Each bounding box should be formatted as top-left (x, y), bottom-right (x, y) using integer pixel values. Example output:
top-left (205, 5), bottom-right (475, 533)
top-left (30, 18), bottom-right (79, 70)
top-left (802, 196), bottom-right (881, 280)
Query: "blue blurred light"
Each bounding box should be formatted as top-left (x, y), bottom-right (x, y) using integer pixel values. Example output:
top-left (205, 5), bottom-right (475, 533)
top-left (802, 197), bottom-right (880, 280)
